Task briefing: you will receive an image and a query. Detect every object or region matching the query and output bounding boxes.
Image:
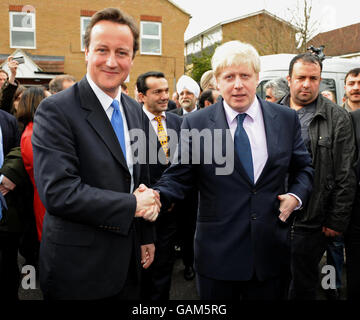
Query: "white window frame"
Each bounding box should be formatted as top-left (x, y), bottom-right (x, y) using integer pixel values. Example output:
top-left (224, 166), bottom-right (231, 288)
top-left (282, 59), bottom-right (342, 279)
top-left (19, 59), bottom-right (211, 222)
top-left (80, 16), bottom-right (91, 52)
top-left (140, 21), bottom-right (162, 55)
top-left (9, 11), bottom-right (36, 49)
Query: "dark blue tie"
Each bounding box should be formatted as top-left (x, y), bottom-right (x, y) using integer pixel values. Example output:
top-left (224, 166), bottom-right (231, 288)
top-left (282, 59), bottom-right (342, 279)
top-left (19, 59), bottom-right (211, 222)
top-left (234, 113), bottom-right (254, 183)
top-left (111, 100), bottom-right (126, 160)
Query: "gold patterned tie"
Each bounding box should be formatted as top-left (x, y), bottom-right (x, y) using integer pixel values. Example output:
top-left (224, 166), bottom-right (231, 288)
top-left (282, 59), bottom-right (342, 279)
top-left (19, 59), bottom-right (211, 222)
top-left (154, 116), bottom-right (169, 159)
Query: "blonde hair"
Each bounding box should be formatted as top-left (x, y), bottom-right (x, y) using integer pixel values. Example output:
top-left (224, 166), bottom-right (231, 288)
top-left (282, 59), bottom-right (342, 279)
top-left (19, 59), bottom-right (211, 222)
top-left (200, 70), bottom-right (216, 91)
top-left (212, 41), bottom-right (260, 77)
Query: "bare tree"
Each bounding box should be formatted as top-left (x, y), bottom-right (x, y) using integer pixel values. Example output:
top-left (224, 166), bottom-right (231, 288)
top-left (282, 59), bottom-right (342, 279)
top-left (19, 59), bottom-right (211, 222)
top-left (287, 0), bottom-right (320, 52)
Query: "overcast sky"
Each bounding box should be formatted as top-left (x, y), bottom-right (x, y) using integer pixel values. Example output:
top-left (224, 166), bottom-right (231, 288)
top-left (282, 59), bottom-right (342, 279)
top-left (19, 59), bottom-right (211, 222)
top-left (172, 0), bottom-right (360, 40)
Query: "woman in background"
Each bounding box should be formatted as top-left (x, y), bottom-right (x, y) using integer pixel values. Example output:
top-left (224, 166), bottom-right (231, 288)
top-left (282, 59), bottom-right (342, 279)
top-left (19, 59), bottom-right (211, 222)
top-left (17, 87), bottom-right (47, 241)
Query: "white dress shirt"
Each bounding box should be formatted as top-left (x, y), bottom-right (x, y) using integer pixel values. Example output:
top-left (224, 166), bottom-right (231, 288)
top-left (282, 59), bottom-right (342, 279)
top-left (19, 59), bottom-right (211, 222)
top-left (223, 97), bottom-right (268, 184)
top-left (86, 74), bottom-right (134, 192)
top-left (183, 106), bottom-right (197, 115)
top-left (142, 106), bottom-right (168, 135)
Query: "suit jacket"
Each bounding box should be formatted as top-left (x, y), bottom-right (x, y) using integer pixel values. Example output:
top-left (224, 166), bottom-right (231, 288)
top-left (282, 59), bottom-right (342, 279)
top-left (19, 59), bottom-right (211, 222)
top-left (169, 107), bottom-right (184, 116)
top-left (142, 110), bottom-right (182, 236)
top-left (155, 98), bottom-right (313, 282)
top-left (0, 109), bottom-right (20, 155)
top-left (32, 77), bottom-right (153, 299)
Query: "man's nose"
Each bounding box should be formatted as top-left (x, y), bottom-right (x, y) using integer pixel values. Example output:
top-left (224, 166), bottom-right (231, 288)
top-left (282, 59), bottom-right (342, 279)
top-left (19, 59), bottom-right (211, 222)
top-left (106, 53), bottom-right (117, 67)
top-left (234, 76), bottom-right (243, 89)
top-left (303, 78), bottom-right (311, 87)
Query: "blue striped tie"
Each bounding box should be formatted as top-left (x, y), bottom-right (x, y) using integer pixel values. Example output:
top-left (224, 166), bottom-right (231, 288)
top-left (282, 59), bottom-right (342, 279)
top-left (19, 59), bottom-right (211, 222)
top-left (234, 113), bottom-right (254, 183)
top-left (111, 100), bottom-right (126, 160)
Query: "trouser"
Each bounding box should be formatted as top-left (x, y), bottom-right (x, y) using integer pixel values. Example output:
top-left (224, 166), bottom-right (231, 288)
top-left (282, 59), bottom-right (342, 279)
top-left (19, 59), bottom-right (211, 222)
top-left (289, 227), bottom-right (328, 300)
top-left (175, 190), bottom-right (198, 268)
top-left (0, 231), bottom-right (21, 300)
top-left (196, 273), bottom-right (287, 300)
top-left (326, 235), bottom-right (344, 289)
top-left (141, 215), bottom-right (177, 300)
top-left (345, 230), bottom-right (360, 300)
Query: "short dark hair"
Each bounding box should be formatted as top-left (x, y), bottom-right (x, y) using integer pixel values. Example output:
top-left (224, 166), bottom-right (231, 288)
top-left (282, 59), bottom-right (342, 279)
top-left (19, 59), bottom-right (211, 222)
top-left (136, 71), bottom-right (165, 95)
top-left (345, 68), bottom-right (360, 84)
top-left (199, 89), bottom-right (215, 109)
top-left (288, 53), bottom-right (323, 77)
top-left (49, 74), bottom-right (76, 94)
top-left (84, 7), bottom-right (139, 58)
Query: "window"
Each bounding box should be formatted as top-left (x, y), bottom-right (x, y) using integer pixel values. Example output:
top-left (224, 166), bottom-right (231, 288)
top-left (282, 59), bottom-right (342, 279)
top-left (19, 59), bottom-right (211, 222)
top-left (140, 21), bottom-right (161, 55)
top-left (203, 29), bottom-right (222, 49)
top-left (81, 17), bottom-right (91, 51)
top-left (10, 11), bottom-right (36, 48)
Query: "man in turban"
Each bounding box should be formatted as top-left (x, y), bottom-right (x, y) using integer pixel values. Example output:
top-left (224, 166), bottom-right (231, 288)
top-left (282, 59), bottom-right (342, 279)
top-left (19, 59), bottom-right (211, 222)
top-left (170, 75), bottom-right (200, 116)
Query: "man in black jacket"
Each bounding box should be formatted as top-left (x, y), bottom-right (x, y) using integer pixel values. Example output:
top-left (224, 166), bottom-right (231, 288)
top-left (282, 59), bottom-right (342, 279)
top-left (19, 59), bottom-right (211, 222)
top-left (136, 71), bottom-right (182, 300)
top-left (279, 53), bottom-right (357, 300)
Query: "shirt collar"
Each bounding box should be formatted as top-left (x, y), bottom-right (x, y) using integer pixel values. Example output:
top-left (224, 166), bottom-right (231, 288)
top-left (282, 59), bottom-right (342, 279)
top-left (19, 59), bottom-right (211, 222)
top-left (142, 105), bottom-right (167, 121)
top-left (86, 74), bottom-right (122, 111)
top-left (183, 106), bottom-right (197, 114)
top-left (223, 96), bottom-right (260, 124)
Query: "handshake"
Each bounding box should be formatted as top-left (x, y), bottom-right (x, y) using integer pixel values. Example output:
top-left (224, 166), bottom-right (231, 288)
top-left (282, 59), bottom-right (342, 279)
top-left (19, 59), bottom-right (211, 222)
top-left (133, 184), bottom-right (161, 222)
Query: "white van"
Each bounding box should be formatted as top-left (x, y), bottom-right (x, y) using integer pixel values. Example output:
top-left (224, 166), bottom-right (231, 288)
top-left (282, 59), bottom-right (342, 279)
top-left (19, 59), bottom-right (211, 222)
top-left (257, 54), bottom-right (360, 105)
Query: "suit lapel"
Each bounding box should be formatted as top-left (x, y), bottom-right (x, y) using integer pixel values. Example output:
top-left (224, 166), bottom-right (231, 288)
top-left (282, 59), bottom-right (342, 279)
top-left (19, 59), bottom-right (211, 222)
top-left (78, 77), bottom-right (129, 173)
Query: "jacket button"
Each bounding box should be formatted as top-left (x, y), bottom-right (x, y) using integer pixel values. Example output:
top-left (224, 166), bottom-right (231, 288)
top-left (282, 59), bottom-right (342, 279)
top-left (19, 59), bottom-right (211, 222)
top-left (251, 214), bottom-right (257, 220)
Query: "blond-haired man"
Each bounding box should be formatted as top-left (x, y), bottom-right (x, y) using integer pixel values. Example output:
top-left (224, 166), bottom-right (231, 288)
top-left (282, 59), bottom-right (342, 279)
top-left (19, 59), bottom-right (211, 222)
top-left (155, 41), bottom-right (313, 300)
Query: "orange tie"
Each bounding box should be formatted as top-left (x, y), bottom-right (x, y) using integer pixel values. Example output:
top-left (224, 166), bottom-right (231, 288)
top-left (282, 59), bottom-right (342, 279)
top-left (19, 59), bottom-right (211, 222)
top-left (154, 116), bottom-right (169, 159)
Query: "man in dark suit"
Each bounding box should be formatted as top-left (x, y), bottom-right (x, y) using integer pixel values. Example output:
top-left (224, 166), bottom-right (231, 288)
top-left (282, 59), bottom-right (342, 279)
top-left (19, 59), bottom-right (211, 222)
top-left (135, 71), bottom-right (182, 300)
top-left (0, 109), bottom-right (22, 300)
top-left (154, 41), bottom-right (314, 300)
top-left (170, 75), bottom-right (200, 281)
top-left (32, 8), bottom-right (160, 300)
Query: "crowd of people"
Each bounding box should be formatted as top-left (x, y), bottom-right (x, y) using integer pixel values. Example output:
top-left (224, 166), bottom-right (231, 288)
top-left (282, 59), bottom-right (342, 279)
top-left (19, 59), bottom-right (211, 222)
top-left (1, 6), bottom-right (360, 301)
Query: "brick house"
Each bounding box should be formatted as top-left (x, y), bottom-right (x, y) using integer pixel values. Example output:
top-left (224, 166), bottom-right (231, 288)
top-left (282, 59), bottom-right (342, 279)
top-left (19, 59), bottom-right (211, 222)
top-left (185, 10), bottom-right (298, 65)
top-left (0, 0), bottom-right (190, 96)
top-left (309, 23), bottom-right (360, 59)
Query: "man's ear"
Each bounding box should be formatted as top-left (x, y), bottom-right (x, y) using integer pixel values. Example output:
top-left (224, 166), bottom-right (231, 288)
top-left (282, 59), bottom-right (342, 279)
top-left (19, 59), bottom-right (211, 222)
top-left (85, 47), bottom-right (89, 63)
top-left (286, 75), bottom-right (291, 87)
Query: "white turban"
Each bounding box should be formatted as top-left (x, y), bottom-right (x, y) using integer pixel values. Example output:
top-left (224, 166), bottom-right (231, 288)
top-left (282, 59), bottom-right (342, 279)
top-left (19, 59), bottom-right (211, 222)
top-left (176, 75), bottom-right (200, 98)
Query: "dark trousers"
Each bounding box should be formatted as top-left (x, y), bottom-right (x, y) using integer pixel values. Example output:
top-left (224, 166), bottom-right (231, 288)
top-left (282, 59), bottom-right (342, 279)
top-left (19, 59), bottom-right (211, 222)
top-left (0, 231), bottom-right (21, 300)
top-left (289, 227), bottom-right (328, 300)
top-left (175, 190), bottom-right (198, 268)
top-left (141, 214), bottom-right (177, 300)
top-left (345, 230), bottom-right (360, 300)
top-left (196, 273), bottom-right (286, 300)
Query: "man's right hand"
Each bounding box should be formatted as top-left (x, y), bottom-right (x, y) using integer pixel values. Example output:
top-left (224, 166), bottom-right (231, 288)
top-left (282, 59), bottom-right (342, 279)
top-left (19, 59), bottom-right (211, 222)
top-left (7, 56), bottom-right (18, 85)
top-left (133, 184), bottom-right (161, 222)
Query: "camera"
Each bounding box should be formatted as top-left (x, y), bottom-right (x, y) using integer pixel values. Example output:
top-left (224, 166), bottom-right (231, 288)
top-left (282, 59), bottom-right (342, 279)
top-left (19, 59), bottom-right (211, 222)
top-left (12, 56), bottom-right (25, 64)
top-left (307, 45), bottom-right (325, 62)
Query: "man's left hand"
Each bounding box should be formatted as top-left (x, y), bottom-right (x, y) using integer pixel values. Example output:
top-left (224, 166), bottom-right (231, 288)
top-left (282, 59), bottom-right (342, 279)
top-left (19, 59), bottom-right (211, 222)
top-left (322, 227), bottom-right (341, 237)
top-left (141, 243), bottom-right (155, 269)
top-left (277, 194), bottom-right (299, 222)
